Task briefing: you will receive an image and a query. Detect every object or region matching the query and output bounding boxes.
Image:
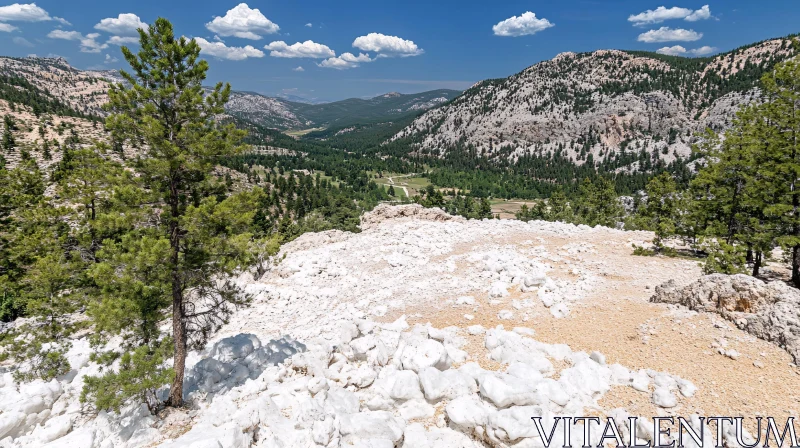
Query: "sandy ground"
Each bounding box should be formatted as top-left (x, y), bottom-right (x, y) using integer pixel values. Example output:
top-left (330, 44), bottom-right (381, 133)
top-left (378, 228), bottom-right (800, 422)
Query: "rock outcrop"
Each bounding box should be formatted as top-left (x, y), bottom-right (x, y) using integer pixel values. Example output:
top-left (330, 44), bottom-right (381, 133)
top-left (359, 203), bottom-right (465, 230)
top-left (651, 274), bottom-right (800, 363)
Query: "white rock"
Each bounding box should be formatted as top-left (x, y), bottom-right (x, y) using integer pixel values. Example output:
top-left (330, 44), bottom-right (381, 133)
top-left (489, 282), bottom-right (510, 298)
top-left (497, 310), bottom-right (514, 320)
top-left (467, 325), bottom-right (485, 335)
top-left (653, 387), bottom-right (678, 408)
top-left (418, 367), bottom-right (478, 401)
top-left (339, 411), bottom-right (405, 444)
top-left (397, 337), bottom-right (451, 373)
top-left (35, 414), bottom-right (73, 443)
top-left (446, 395), bottom-right (491, 430)
top-left (456, 296), bottom-right (476, 306)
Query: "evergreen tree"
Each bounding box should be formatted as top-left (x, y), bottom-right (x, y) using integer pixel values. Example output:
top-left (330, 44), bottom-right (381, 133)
top-left (572, 177), bottom-right (624, 227)
top-left (634, 173), bottom-right (680, 248)
top-left (2, 115), bottom-right (15, 152)
top-left (93, 18), bottom-right (258, 408)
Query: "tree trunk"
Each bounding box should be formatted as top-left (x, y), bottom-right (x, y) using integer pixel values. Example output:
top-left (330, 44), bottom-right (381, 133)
top-left (167, 279), bottom-right (186, 406)
top-left (752, 251), bottom-right (762, 278)
top-left (166, 185), bottom-right (186, 407)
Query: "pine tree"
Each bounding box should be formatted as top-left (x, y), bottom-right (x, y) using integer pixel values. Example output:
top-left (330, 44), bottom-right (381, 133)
top-left (572, 177), bottom-right (624, 227)
top-left (634, 172), bottom-right (680, 249)
top-left (758, 48), bottom-right (800, 286)
top-left (96, 18), bottom-right (259, 408)
top-left (2, 115), bottom-right (15, 152)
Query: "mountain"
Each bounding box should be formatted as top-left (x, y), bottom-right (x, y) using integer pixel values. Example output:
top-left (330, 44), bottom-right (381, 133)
top-left (392, 36), bottom-right (797, 171)
top-left (274, 92), bottom-right (329, 105)
top-left (224, 89), bottom-right (462, 130)
top-left (0, 56), bottom-right (111, 118)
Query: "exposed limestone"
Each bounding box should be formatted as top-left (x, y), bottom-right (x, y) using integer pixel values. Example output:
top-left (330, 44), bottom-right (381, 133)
top-left (651, 274), bottom-right (800, 363)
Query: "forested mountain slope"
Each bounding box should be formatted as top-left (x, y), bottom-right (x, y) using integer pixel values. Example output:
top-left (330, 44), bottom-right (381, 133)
top-left (225, 89), bottom-right (461, 130)
top-left (393, 37), bottom-right (797, 171)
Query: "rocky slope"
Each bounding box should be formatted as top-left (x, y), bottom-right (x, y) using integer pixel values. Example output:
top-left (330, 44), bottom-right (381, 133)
top-left (1, 205), bottom-right (798, 447)
top-left (392, 37), bottom-right (796, 170)
top-left (0, 56), bottom-right (111, 117)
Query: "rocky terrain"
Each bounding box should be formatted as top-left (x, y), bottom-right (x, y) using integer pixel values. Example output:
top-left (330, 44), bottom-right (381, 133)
top-left (1, 204), bottom-right (797, 447)
top-left (392, 38), bottom-right (796, 169)
top-left (0, 56), bottom-right (111, 117)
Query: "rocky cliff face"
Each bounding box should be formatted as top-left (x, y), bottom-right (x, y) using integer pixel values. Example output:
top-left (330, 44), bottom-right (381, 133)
top-left (392, 38), bottom-right (795, 170)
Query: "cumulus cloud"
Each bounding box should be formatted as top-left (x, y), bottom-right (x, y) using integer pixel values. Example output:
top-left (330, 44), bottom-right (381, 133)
top-left (637, 27), bottom-right (702, 43)
top-left (13, 36), bottom-right (33, 46)
top-left (48, 29), bottom-right (109, 53)
top-left (105, 53), bottom-right (118, 63)
top-left (685, 5), bottom-right (712, 22)
top-left (0, 23), bottom-right (17, 32)
top-left (205, 3), bottom-right (279, 40)
top-left (318, 52), bottom-right (373, 69)
top-left (94, 13), bottom-right (147, 36)
top-left (47, 29), bottom-right (81, 40)
top-left (194, 37), bottom-right (264, 60)
top-left (492, 11), bottom-right (554, 37)
top-left (107, 35), bottom-right (139, 46)
top-left (656, 44), bottom-right (719, 56)
top-left (352, 33), bottom-right (423, 57)
top-left (0, 3), bottom-right (69, 25)
top-left (688, 45), bottom-right (718, 55)
top-left (305, 23), bottom-right (312, 28)
top-left (264, 40), bottom-right (335, 58)
top-left (629, 5), bottom-right (712, 26)
top-left (656, 45), bottom-right (688, 56)
top-left (293, 66), bottom-right (304, 71)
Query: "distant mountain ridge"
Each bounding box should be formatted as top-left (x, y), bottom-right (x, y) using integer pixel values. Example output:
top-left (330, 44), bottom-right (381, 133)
top-left (221, 88), bottom-right (461, 130)
top-left (0, 56), bottom-right (460, 131)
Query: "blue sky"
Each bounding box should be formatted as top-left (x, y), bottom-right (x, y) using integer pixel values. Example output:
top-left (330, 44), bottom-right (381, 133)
top-left (1, 1), bottom-right (799, 102)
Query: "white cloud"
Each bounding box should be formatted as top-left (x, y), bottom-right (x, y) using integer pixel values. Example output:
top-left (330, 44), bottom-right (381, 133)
top-left (13, 36), bottom-right (33, 46)
top-left (293, 66), bottom-right (304, 72)
top-left (195, 37), bottom-right (264, 60)
top-left (0, 3), bottom-right (68, 25)
top-left (685, 5), bottom-right (712, 22)
top-left (80, 33), bottom-right (108, 53)
top-left (629, 5), bottom-right (712, 26)
top-left (305, 23), bottom-right (312, 28)
top-left (656, 45), bottom-right (688, 56)
top-left (107, 35), bottom-right (139, 46)
top-left (205, 3), bottom-right (279, 40)
top-left (94, 13), bottom-right (147, 36)
top-left (265, 40), bottom-right (335, 58)
top-left (105, 53), bottom-right (118, 63)
top-left (0, 23), bottom-right (17, 32)
top-left (352, 33), bottom-right (423, 57)
top-left (47, 29), bottom-right (82, 40)
top-left (637, 27), bottom-right (702, 43)
top-left (688, 45), bottom-right (718, 55)
top-left (48, 29), bottom-right (109, 53)
top-left (492, 11), bottom-right (554, 37)
top-left (656, 44), bottom-right (719, 56)
top-left (318, 52), bottom-right (373, 69)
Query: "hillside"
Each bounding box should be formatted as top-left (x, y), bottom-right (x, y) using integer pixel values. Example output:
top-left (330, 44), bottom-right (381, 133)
top-left (392, 37), bottom-right (797, 171)
top-left (225, 89), bottom-right (461, 130)
top-left (0, 56), bottom-right (110, 118)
